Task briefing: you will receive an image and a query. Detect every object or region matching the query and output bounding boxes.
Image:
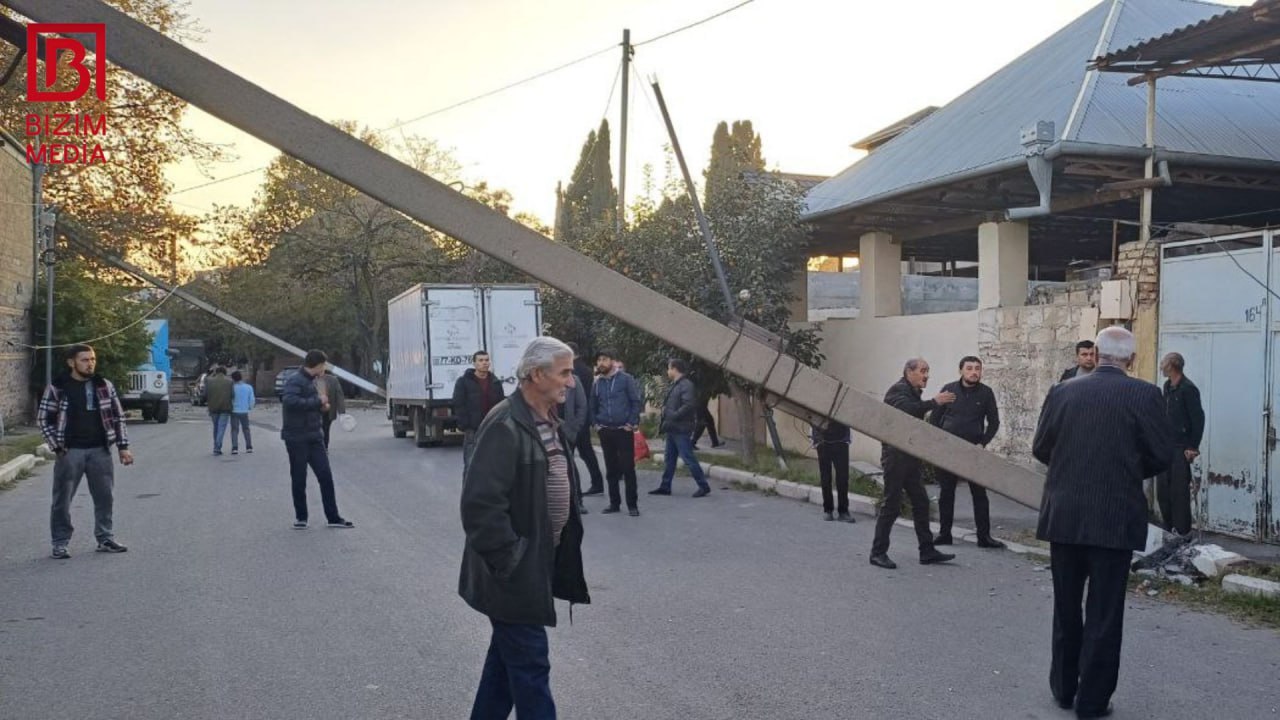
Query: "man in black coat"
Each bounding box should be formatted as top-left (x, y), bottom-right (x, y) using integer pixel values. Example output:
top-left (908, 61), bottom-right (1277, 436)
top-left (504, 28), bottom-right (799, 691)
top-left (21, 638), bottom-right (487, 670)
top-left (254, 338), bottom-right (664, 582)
top-left (1157, 352), bottom-right (1205, 535)
top-left (929, 355), bottom-right (1004, 548)
top-left (1033, 327), bottom-right (1174, 719)
top-left (566, 342), bottom-right (605, 496)
top-left (453, 350), bottom-right (505, 479)
top-left (869, 358), bottom-right (957, 570)
top-left (650, 358), bottom-right (710, 497)
top-left (281, 350), bottom-right (353, 529)
top-left (459, 337), bottom-right (589, 718)
top-left (1059, 340), bottom-right (1097, 382)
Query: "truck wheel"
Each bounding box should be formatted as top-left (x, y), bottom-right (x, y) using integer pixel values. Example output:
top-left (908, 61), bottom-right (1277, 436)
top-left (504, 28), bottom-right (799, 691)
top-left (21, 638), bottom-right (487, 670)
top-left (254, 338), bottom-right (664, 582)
top-left (392, 405), bottom-right (408, 438)
top-left (414, 408), bottom-right (430, 448)
top-left (155, 401), bottom-right (170, 424)
top-left (142, 407), bottom-right (154, 421)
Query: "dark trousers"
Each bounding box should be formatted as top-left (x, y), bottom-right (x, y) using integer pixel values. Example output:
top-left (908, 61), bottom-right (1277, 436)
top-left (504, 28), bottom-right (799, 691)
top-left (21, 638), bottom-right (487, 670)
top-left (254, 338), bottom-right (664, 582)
top-left (870, 455), bottom-right (934, 557)
top-left (661, 430), bottom-right (708, 491)
top-left (50, 447), bottom-right (115, 546)
top-left (286, 439), bottom-right (341, 523)
top-left (470, 619), bottom-right (555, 720)
top-left (322, 415), bottom-right (334, 450)
top-left (1156, 452), bottom-right (1193, 535)
top-left (937, 468), bottom-right (991, 538)
top-left (692, 406), bottom-right (719, 446)
top-left (573, 426), bottom-right (604, 491)
top-left (230, 413), bottom-right (253, 451)
top-left (1049, 543), bottom-right (1131, 715)
top-left (598, 427), bottom-right (638, 510)
top-left (816, 442), bottom-right (850, 514)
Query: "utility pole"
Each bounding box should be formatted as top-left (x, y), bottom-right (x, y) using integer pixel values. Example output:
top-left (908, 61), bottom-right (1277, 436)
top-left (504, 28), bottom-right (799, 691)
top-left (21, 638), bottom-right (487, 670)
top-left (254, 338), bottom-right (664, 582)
top-left (617, 29), bottom-right (631, 241)
top-left (39, 206), bottom-right (57, 388)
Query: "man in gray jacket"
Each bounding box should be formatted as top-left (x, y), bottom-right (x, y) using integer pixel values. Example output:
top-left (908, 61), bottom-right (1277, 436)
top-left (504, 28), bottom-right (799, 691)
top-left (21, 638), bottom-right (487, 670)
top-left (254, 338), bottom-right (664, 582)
top-left (650, 358), bottom-right (710, 497)
top-left (558, 378), bottom-right (589, 515)
top-left (459, 336), bottom-right (589, 719)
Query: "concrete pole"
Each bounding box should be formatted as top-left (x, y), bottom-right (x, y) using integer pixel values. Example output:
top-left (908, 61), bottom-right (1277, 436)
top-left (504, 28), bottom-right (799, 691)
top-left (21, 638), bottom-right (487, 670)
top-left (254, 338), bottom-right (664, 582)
top-left (617, 29), bottom-right (630, 241)
top-left (1140, 78), bottom-right (1156, 248)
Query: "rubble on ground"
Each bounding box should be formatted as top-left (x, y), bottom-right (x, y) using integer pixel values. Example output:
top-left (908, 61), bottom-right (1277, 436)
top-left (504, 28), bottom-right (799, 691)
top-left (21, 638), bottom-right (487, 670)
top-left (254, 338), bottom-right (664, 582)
top-left (1131, 532), bottom-right (1247, 584)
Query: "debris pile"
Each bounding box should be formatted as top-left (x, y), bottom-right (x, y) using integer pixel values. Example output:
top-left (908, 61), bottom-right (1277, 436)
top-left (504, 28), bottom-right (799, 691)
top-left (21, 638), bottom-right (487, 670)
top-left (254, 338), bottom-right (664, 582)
top-left (1131, 532), bottom-right (1247, 585)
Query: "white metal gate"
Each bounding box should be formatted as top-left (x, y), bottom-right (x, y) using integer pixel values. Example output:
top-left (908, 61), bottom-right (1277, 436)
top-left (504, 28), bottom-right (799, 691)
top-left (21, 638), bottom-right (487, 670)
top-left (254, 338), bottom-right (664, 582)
top-left (1159, 230), bottom-right (1278, 542)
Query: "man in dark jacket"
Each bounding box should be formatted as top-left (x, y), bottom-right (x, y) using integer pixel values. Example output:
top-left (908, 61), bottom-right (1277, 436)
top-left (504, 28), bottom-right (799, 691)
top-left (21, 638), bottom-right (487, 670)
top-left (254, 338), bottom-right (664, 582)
top-left (204, 365), bottom-right (234, 455)
top-left (566, 343), bottom-right (605, 496)
top-left (1033, 327), bottom-right (1173, 719)
top-left (558, 377), bottom-right (589, 516)
top-left (453, 350), bottom-right (506, 479)
top-left (38, 344), bottom-right (134, 559)
top-left (592, 348), bottom-right (644, 516)
top-left (1157, 352), bottom-right (1205, 535)
top-left (1059, 340), bottom-right (1097, 382)
top-left (281, 350), bottom-right (353, 529)
top-left (460, 336), bottom-right (589, 719)
top-left (811, 420), bottom-right (853, 522)
top-left (870, 358), bottom-right (957, 570)
top-left (650, 358), bottom-right (710, 497)
top-left (929, 355), bottom-right (1004, 548)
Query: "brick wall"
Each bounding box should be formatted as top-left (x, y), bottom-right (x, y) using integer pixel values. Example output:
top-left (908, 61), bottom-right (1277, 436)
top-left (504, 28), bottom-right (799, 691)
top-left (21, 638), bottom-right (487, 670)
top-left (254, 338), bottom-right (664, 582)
top-left (0, 132), bottom-right (35, 425)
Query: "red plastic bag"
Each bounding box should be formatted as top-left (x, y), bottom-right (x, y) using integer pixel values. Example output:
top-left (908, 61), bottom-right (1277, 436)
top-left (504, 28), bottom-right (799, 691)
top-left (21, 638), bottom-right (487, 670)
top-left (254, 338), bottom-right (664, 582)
top-left (633, 430), bottom-right (651, 461)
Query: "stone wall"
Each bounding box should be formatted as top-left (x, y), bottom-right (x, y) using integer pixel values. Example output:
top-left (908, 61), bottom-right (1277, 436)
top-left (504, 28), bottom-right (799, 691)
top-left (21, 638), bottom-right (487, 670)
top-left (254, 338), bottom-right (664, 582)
top-left (979, 283), bottom-right (1101, 464)
top-left (0, 132), bottom-right (35, 425)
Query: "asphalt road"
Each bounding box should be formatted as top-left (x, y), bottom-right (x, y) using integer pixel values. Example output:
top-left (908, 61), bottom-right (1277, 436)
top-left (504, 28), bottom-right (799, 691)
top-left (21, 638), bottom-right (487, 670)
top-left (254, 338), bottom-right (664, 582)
top-left (1, 403), bottom-right (1277, 720)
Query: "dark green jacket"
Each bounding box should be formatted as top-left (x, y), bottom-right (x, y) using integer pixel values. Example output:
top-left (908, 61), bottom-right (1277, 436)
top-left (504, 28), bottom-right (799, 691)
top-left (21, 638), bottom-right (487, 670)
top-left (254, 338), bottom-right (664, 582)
top-left (458, 390), bottom-right (589, 627)
top-left (205, 374), bottom-right (234, 413)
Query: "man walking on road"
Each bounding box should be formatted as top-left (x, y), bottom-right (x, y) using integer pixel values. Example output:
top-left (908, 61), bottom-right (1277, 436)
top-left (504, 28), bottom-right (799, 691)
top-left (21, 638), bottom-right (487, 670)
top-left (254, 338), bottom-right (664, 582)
top-left (929, 356), bottom-right (1004, 548)
top-left (320, 370), bottom-right (346, 450)
top-left (812, 419), bottom-right (853, 522)
top-left (1033, 327), bottom-right (1173, 719)
top-left (230, 370), bottom-right (256, 455)
top-left (1157, 352), bottom-right (1205, 536)
top-left (650, 358), bottom-right (710, 498)
top-left (566, 343), bottom-right (605, 496)
top-left (870, 358), bottom-right (957, 570)
top-left (454, 350), bottom-right (505, 479)
top-left (558, 368), bottom-right (589, 516)
top-left (592, 348), bottom-right (643, 517)
top-left (39, 344), bottom-right (134, 559)
top-left (281, 350), bottom-right (353, 529)
top-left (204, 365), bottom-right (234, 455)
top-left (460, 336), bottom-right (589, 720)
top-left (1059, 340), bottom-right (1097, 382)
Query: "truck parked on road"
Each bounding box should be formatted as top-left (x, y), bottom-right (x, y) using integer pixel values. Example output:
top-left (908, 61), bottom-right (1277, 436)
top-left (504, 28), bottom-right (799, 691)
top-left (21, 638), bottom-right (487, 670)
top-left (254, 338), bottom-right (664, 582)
top-left (120, 318), bottom-right (171, 423)
top-left (386, 284), bottom-right (541, 446)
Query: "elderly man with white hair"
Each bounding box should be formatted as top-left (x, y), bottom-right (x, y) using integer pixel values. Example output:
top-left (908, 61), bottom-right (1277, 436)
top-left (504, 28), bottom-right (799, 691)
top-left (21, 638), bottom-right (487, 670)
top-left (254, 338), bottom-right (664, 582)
top-left (458, 336), bottom-right (590, 719)
top-left (1032, 326), bottom-right (1174, 719)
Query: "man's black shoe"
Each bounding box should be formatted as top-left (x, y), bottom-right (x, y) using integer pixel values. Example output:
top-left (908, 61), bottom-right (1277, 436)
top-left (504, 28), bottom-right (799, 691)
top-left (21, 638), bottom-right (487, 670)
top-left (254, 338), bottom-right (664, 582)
top-left (602, 505), bottom-right (621, 514)
top-left (628, 508), bottom-right (641, 517)
top-left (869, 554), bottom-right (897, 569)
top-left (934, 533), bottom-right (953, 545)
top-left (326, 519), bottom-right (355, 528)
top-left (582, 487), bottom-right (605, 496)
top-left (648, 488), bottom-right (672, 495)
top-left (96, 539), bottom-right (128, 553)
top-left (823, 511), bottom-right (835, 521)
top-left (1076, 703), bottom-right (1113, 719)
top-left (977, 536), bottom-right (1007, 549)
top-left (837, 512), bottom-right (856, 523)
top-left (691, 488), bottom-right (710, 498)
top-left (1054, 695), bottom-right (1074, 710)
top-left (919, 549), bottom-right (955, 564)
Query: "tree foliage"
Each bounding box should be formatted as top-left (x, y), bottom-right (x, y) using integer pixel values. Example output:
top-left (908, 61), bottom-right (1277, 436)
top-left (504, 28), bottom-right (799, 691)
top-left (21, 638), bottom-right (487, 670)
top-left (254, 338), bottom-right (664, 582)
top-left (31, 259), bottom-right (151, 388)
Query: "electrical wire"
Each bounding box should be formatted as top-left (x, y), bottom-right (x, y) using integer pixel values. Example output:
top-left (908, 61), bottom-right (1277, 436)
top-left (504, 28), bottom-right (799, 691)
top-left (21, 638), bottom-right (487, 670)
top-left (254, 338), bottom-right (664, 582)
top-left (633, 0), bottom-right (757, 47)
top-left (11, 287), bottom-right (179, 350)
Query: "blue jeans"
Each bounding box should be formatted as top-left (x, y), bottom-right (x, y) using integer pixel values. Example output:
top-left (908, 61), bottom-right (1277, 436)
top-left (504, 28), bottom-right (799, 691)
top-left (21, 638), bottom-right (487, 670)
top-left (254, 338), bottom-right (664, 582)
top-left (470, 619), bottom-right (555, 720)
top-left (210, 412), bottom-right (231, 453)
top-left (661, 431), bottom-right (708, 491)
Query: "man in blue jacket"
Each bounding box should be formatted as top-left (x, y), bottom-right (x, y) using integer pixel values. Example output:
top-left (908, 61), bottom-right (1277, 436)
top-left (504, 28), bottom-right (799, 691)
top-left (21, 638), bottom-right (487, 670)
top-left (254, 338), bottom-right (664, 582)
top-left (591, 348), bottom-right (643, 517)
top-left (281, 350), bottom-right (353, 529)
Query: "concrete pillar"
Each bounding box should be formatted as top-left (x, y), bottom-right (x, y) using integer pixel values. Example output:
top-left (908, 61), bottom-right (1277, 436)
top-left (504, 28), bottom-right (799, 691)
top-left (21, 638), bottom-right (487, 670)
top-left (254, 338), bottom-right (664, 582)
top-left (786, 269), bottom-right (809, 322)
top-left (978, 221), bottom-right (1029, 309)
top-left (859, 231), bottom-right (901, 317)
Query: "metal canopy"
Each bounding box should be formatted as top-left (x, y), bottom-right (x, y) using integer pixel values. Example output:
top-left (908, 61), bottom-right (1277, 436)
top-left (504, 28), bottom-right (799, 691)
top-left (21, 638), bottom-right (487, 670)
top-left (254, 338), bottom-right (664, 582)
top-left (1091, 0), bottom-right (1280, 84)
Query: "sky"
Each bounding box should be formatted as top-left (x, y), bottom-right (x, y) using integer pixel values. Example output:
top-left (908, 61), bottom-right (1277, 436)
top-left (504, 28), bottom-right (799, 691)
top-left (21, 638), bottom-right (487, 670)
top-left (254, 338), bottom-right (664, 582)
top-left (160, 0), bottom-right (1251, 229)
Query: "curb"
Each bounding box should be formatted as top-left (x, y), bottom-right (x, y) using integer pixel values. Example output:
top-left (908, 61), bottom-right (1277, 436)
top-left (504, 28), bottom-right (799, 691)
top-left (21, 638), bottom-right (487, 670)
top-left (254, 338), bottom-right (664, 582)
top-left (1222, 573), bottom-right (1280, 600)
top-left (0, 454), bottom-right (42, 487)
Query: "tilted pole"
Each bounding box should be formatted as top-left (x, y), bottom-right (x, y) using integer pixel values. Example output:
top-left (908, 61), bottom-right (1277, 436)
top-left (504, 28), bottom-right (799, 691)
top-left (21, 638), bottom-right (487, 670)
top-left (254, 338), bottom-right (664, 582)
top-left (5, 0), bottom-right (1047, 509)
top-left (617, 29), bottom-right (631, 240)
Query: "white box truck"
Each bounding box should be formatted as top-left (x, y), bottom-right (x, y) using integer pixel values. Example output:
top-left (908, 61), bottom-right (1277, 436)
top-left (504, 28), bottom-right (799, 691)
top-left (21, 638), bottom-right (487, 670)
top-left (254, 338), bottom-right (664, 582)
top-left (387, 283), bottom-right (542, 446)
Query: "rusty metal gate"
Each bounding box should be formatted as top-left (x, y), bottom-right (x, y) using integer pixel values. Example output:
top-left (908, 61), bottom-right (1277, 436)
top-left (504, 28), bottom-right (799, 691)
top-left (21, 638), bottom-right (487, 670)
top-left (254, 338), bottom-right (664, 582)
top-left (1159, 230), bottom-right (1278, 542)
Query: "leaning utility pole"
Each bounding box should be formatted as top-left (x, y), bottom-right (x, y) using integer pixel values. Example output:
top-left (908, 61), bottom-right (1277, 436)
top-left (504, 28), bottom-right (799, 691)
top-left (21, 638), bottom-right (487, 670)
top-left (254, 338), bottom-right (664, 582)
top-left (616, 29), bottom-right (631, 240)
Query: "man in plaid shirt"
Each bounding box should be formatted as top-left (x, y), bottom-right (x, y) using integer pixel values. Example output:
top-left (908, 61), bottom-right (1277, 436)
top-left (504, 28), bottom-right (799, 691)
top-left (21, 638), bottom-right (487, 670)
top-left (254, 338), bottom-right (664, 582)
top-left (38, 344), bottom-right (134, 559)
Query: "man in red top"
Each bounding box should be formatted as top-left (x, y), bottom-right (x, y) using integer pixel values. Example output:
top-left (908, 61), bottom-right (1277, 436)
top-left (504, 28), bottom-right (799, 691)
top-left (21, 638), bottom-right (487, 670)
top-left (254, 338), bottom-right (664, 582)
top-left (454, 350), bottom-right (506, 478)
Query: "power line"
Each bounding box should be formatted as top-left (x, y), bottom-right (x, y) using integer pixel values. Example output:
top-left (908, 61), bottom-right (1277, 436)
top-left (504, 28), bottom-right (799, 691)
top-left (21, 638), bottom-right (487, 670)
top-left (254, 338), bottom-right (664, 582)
top-left (634, 0), bottom-right (757, 47)
top-left (169, 166), bottom-right (265, 196)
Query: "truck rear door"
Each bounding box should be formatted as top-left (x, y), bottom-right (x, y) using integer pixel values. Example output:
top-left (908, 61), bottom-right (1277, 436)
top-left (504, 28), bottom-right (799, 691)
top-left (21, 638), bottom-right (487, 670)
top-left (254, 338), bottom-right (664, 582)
top-left (483, 286), bottom-right (542, 396)
top-left (425, 286), bottom-right (484, 403)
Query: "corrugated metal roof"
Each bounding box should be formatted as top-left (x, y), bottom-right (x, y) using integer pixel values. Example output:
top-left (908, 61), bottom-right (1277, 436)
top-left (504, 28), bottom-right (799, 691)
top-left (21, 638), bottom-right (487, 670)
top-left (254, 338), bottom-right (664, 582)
top-left (1091, 0), bottom-right (1280, 72)
top-left (805, 0), bottom-right (1280, 221)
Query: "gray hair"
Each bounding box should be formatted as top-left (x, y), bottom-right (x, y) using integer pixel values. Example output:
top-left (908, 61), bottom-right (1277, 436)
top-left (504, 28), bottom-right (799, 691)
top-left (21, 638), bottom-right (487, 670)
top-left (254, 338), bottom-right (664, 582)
top-left (1161, 352), bottom-right (1185, 372)
top-left (903, 357), bottom-right (927, 374)
top-left (517, 336), bottom-right (574, 381)
top-left (1096, 326), bottom-right (1136, 365)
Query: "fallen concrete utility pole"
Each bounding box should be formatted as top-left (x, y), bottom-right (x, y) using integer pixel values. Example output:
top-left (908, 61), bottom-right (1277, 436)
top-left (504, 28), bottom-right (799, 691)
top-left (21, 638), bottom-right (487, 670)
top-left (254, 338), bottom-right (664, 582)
top-left (7, 0), bottom-right (1046, 509)
top-left (61, 224), bottom-right (385, 397)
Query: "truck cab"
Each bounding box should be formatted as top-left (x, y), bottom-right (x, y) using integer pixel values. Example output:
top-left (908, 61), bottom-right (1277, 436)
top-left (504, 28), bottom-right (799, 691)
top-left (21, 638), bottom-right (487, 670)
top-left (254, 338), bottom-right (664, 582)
top-left (120, 318), bottom-right (171, 423)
